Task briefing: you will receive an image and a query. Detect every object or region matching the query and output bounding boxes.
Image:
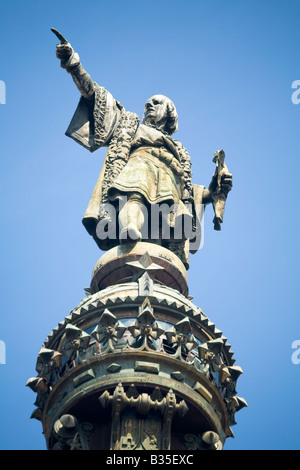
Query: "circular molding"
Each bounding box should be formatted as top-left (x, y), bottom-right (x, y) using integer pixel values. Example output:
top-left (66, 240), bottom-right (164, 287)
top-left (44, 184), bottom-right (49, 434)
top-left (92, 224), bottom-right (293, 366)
top-left (90, 242), bottom-right (188, 295)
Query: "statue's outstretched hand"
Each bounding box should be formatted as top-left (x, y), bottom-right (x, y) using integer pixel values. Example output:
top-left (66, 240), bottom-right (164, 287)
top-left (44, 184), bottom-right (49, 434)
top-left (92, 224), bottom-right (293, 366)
top-left (51, 28), bottom-right (77, 68)
top-left (51, 28), bottom-right (93, 96)
top-left (56, 42), bottom-right (74, 61)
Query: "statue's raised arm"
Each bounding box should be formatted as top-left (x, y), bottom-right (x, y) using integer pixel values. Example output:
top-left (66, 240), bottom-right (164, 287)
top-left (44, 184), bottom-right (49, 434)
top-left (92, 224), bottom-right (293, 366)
top-left (52, 28), bottom-right (94, 99)
top-left (52, 28), bottom-right (124, 154)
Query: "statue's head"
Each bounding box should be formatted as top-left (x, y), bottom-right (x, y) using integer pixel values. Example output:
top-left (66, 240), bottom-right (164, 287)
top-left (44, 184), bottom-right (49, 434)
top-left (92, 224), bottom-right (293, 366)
top-left (142, 95), bottom-right (178, 135)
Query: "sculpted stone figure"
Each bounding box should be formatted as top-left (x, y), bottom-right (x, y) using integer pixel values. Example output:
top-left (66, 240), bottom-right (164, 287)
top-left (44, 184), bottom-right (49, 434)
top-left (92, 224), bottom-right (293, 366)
top-left (53, 29), bottom-right (232, 267)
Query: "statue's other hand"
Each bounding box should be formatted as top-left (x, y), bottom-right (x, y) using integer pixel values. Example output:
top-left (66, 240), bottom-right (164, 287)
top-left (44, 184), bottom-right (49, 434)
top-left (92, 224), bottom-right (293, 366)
top-left (209, 172), bottom-right (232, 200)
top-left (56, 43), bottom-right (73, 60)
top-left (220, 173), bottom-right (233, 197)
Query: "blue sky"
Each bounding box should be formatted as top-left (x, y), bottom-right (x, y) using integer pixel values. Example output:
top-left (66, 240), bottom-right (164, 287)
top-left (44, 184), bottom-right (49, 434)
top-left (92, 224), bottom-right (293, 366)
top-left (0, 0), bottom-right (299, 450)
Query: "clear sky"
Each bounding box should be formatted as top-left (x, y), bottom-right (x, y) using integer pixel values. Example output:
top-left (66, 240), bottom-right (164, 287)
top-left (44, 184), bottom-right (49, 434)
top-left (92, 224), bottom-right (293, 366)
top-left (0, 0), bottom-right (299, 450)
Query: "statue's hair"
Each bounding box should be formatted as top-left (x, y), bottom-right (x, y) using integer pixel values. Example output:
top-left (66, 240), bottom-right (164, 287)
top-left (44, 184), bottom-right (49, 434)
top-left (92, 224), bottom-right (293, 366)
top-left (164, 97), bottom-right (178, 135)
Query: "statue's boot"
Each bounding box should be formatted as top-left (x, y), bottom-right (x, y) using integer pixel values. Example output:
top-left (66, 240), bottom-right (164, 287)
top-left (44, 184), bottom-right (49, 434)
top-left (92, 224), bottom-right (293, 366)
top-left (120, 223), bottom-right (142, 242)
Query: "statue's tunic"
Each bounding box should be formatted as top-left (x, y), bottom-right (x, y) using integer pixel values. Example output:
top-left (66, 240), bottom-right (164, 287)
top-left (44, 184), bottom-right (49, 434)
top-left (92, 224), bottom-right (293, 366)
top-left (109, 124), bottom-right (184, 205)
top-left (65, 84), bottom-right (204, 262)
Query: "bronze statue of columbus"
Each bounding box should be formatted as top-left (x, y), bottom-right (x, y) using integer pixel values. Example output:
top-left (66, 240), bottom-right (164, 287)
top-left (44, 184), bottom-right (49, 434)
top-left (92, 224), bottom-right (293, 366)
top-left (53, 29), bottom-right (232, 268)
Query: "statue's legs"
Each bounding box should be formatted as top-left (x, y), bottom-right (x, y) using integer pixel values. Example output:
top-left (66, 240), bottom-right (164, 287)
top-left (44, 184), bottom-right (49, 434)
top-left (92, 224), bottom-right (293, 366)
top-left (119, 193), bottom-right (145, 242)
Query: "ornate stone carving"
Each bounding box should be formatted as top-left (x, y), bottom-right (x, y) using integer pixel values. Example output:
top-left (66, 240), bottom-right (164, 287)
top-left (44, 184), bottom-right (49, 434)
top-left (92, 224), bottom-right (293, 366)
top-left (59, 323), bottom-right (93, 366)
top-left (91, 308), bottom-right (127, 353)
top-left (126, 252), bottom-right (165, 296)
top-left (52, 414), bottom-right (93, 450)
top-left (197, 338), bottom-right (228, 382)
top-left (165, 316), bottom-right (198, 360)
top-left (126, 252), bottom-right (165, 281)
top-left (184, 431), bottom-right (223, 450)
top-left (26, 377), bottom-right (49, 420)
top-left (36, 348), bottom-right (62, 384)
top-left (99, 383), bottom-right (188, 450)
top-left (128, 298), bottom-right (164, 350)
top-left (220, 365), bottom-right (244, 399)
top-left (225, 396), bottom-right (248, 426)
top-left (26, 349), bottom-right (63, 420)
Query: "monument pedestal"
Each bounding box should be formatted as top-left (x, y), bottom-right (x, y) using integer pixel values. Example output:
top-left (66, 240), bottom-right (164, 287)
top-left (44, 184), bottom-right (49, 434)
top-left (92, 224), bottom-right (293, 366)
top-left (27, 245), bottom-right (246, 450)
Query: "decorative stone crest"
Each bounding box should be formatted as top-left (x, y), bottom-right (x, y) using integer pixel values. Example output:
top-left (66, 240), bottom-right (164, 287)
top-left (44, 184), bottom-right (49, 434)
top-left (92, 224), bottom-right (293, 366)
top-left (99, 383), bottom-right (188, 450)
top-left (128, 298), bottom-right (164, 350)
top-left (165, 316), bottom-right (198, 360)
top-left (91, 309), bottom-right (127, 353)
top-left (59, 323), bottom-right (93, 366)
